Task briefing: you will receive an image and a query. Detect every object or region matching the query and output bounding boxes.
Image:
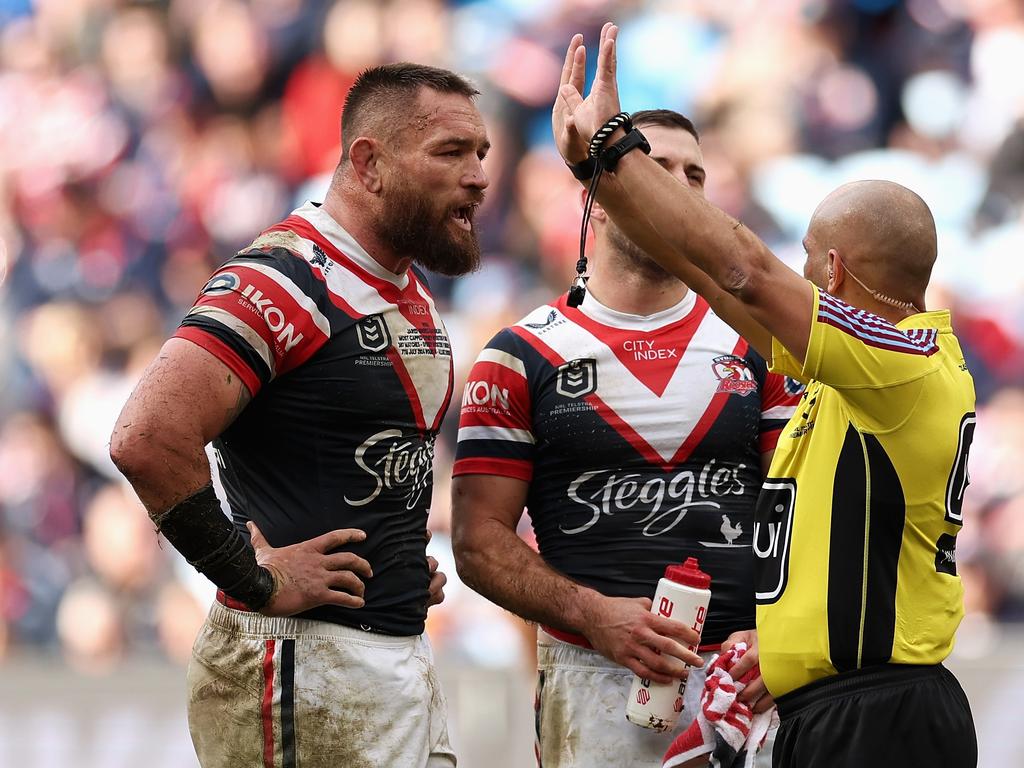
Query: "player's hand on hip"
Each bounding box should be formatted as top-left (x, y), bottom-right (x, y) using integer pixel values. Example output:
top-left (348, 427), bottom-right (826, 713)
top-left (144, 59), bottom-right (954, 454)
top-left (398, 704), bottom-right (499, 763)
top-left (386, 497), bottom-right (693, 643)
top-left (248, 522), bottom-right (373, 617)
top-left (426, 555), bottom-right (447, 609)
top-left (721, 628), bottom-right (775, 714)
top-left (553, 23), bottom-right (624, 165)
top-left (581, 594), bottom-right (703, 685)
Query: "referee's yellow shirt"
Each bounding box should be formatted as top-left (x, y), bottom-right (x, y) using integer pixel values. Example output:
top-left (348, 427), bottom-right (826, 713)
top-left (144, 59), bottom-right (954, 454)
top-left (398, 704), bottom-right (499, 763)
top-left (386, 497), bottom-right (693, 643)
top-left (757, 284), bottom-right (975, 698)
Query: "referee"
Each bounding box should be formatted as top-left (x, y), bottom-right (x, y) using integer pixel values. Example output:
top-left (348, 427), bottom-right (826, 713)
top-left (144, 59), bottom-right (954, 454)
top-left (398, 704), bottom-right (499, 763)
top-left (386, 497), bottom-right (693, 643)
top-left (552, 25), bottom-right (977, 767)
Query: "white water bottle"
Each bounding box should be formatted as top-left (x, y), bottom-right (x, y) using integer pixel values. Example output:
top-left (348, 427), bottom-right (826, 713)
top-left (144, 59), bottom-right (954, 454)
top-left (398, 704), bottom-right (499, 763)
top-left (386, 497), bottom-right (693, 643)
top-left (625, 557), bottom-right (712, 732)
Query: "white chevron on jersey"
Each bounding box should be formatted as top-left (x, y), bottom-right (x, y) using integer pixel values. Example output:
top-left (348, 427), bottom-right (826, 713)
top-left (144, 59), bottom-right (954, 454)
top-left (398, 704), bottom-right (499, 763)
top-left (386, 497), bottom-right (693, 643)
top-left (515, 302), bottom-right (744, 465)
top-left (251, 204), bottom-right (452, 431)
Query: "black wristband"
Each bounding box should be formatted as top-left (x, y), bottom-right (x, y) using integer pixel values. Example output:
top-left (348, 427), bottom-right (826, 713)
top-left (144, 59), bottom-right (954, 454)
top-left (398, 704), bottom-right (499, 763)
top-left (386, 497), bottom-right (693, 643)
top-left (154, 485), bottom-right (276, 610)
top-left (598, 127), bottom-right (651, 172)
top-left (568, 156), bottom-right (598, 181)
top-left (588, 112), bottom-right (633, 159)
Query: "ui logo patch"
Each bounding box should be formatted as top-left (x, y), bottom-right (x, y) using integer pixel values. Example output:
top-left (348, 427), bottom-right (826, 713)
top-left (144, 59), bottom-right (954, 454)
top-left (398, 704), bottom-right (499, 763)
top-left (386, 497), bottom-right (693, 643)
top-left (356, 314), bottom-right (391, 353)
top-left (202, 271), bottom-right (240, 296)
top-left (753, 478), bottom-right (797, 604)
top-left (712, 355), bottom-right (757, 396)
top-left (556, 359), bottom-right (597, 398)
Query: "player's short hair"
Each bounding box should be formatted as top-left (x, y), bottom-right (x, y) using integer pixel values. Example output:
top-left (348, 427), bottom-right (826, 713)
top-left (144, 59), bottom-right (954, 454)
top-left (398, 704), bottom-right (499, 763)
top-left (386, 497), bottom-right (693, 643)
top-left (341, 62), bottom-right (479, 158)
top-left (632, 109), bottom-right (700, 144)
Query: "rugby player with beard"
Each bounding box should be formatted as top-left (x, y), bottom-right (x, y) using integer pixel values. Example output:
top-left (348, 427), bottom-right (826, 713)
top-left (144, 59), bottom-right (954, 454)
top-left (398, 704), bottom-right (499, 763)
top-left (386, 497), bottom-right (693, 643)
top-left (451, 110), bottom-right (797, 767)
top-left (110, 63), bottom-right (488, 768)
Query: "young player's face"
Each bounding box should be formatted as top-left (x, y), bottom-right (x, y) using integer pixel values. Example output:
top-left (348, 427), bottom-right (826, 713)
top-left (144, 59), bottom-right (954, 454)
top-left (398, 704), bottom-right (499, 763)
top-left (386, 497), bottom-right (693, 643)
top-left (604, 124), bottom-right (706, 278)
top-left (379, 89), bottom-right (490, 276)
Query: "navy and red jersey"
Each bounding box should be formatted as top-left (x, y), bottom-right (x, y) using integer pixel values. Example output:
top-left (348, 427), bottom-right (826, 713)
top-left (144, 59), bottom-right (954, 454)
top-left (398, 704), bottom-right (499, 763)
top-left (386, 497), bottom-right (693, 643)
top-left (453, 292), bottom-right (801, 645)
top-left (175, 202), bottom-right (454, 636)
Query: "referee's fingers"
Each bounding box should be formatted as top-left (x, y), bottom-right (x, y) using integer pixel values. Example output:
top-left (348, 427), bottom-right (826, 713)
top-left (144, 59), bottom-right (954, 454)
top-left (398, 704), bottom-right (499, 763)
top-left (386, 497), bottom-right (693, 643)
top-left (323, 551), bottom-right (373, 578)
top-left (311, 527), bottom-right (367, 553)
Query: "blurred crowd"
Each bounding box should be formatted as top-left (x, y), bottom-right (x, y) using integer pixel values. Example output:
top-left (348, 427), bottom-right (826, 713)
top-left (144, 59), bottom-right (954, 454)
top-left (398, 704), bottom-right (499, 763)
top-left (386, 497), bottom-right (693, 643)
top-left (0, 0), bottom-right (1022, 673)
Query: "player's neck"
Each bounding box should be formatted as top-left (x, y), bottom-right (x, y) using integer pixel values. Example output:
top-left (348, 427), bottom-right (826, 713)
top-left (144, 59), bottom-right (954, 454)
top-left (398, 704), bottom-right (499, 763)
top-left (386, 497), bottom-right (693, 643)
top-left (321, 191), bottom-right (414, 276)
top-left (585, 250), bottom-right (688, 316)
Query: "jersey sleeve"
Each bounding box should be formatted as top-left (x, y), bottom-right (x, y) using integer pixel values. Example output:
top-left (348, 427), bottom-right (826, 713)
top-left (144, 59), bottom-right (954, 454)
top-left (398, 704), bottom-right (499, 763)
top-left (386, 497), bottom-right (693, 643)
top-left (174, 247), bottom-right (333, 396)
top-left (758, 371), bottom-right (802, 453)
top-left (771, 284), bottom-right (940, 430)
top-left (453, 329), bottom-right (536, 482)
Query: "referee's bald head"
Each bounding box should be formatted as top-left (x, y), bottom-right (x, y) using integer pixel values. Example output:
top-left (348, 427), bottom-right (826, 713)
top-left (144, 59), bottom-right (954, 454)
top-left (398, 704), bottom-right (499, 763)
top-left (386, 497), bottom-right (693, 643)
top-left (808, 180), bottom-right (937, 298)
top-left (340, 62), bottom-right (480, 159)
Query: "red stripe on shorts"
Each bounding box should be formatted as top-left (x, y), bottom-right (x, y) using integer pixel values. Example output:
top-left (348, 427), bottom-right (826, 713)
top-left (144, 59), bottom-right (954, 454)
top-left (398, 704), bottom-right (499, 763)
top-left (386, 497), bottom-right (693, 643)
top-left (262, 638), bottom-right (276, 767)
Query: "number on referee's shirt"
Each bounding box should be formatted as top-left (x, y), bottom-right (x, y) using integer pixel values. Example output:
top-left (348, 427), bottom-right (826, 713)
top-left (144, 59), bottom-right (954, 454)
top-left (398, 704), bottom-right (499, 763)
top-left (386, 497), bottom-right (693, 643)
top-left (944, 413), bottom-right (976, 525)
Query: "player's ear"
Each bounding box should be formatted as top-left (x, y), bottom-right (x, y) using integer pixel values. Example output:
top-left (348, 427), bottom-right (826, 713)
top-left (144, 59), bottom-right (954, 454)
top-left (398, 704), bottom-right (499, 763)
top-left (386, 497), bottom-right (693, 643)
top-left (580, 187), bottom-right (609, 223)
top-left (349, 137), bottom-right (383, 194)
top-left (827, 250), bottom-right (843, 293)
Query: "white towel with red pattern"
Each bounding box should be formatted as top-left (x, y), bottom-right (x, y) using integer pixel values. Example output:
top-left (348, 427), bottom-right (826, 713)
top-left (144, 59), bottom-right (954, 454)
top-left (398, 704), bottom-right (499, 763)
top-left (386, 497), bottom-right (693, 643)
top-left (662, 643), bottom-right (778, 768)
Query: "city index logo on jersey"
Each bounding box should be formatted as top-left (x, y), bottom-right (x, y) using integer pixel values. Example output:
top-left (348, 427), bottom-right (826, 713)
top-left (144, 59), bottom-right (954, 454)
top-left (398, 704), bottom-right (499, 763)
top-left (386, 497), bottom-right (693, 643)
top-left (622, 339), bottom-right (678, 361)
top-left (711, 355), bottom-right (757, 396)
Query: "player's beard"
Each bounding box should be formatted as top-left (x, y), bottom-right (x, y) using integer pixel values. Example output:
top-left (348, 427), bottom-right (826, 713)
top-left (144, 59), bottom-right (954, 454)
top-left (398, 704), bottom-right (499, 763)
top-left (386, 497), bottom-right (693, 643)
top-left (377, 178), bottom-right (482, 277)
top-left (605, 220), bottom-right (676, 284)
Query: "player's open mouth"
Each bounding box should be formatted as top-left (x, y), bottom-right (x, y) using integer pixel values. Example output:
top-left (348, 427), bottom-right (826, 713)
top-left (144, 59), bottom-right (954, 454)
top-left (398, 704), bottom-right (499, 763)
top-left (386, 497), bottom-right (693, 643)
top-left (450, 204), bottom-right (478, 232)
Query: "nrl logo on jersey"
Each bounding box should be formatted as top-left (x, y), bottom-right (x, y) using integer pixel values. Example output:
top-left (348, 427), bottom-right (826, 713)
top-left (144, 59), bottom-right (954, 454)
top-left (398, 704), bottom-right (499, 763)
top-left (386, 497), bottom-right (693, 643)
top-left (356, 314), bottom-right (391, 353)
top-left (711, 355), bottom-right (756, 396)
top-left (556, 358), bottom-right (597, 398)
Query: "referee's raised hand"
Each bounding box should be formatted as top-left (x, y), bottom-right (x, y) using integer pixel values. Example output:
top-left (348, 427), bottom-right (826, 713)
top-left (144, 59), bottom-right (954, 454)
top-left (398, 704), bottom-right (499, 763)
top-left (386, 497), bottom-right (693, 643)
top-left (247, 522), bottom-right (373, 617)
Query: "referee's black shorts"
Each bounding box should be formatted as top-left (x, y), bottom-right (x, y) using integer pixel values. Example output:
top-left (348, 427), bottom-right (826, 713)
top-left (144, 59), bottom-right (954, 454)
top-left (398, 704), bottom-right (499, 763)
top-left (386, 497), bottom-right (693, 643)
top-left (772, 663), bottom-right (977, 768)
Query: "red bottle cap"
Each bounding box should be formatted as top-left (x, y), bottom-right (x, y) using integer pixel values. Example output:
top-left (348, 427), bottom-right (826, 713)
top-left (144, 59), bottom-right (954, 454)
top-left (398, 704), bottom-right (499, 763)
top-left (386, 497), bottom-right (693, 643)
top-left (663, 557), bottom-right (711, 589)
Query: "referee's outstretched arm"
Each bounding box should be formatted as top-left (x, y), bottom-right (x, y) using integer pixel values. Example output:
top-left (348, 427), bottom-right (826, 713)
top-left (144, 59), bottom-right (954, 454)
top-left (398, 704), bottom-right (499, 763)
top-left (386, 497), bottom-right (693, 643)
top-left (553, 24), bottom-right (933, 347)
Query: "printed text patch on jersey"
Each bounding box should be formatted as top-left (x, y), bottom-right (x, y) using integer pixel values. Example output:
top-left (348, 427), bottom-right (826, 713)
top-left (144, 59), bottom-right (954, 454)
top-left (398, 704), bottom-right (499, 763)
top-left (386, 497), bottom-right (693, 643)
top-left (357, 314), bottom-right (392, 353)
top-left (556, 359), bottom-right (597, 398)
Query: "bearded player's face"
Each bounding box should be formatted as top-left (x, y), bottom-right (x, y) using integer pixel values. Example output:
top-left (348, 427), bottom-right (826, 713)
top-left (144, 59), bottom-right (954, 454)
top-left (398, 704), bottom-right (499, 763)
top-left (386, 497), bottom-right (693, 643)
top-left (378, 89), bottom-right (490, 276)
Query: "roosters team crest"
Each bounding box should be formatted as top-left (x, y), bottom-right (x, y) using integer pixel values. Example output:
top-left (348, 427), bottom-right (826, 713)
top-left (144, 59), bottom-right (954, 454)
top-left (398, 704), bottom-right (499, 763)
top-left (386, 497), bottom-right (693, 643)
top-left (712, 355), bottom-right (757, 396)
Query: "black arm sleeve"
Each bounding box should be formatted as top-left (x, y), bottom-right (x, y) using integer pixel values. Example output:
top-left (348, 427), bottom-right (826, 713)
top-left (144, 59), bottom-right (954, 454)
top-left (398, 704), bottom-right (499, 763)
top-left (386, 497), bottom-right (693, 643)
top-left (154, 484), bottom-right (276, 610)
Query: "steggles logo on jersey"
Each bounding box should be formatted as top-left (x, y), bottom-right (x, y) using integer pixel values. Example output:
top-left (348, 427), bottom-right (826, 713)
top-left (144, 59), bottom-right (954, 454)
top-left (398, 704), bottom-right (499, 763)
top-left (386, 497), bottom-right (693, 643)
top-left (562, 459), bottom-right (748, 536)
top-left (712, 355), bottom-right (757, 396)
top-left (556, 359), bottom-right (597, 398)
top-left (356, 314), bottom-right (392, 353)
top-left (345, 429), bottom-right (436, 511)
top-left (202, 271), bottom-right (240, 296)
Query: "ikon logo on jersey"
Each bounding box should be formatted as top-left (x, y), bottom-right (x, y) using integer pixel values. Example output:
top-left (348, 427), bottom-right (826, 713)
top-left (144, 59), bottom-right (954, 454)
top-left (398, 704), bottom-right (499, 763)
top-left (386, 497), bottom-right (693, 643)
top-left (357, 314), bottom-right (392, 352)
top-left (712, 355), bottom-right (757, 396)
top-left (202, 271), bottom-right (240, 296)
top-left (556, 359), bottom-right (597, 398)
top-left (753, 478), bottom-right (796, 604)
top-left (462, 380), bottom-right (510, 410)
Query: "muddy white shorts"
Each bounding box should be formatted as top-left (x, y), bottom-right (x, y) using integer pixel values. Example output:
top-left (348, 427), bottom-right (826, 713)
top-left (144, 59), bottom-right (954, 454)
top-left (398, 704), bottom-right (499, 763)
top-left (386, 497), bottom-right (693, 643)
top-left (534, 630), bottom-right (773, 767)
top-left (187, 600), bottom-right (456, 768)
